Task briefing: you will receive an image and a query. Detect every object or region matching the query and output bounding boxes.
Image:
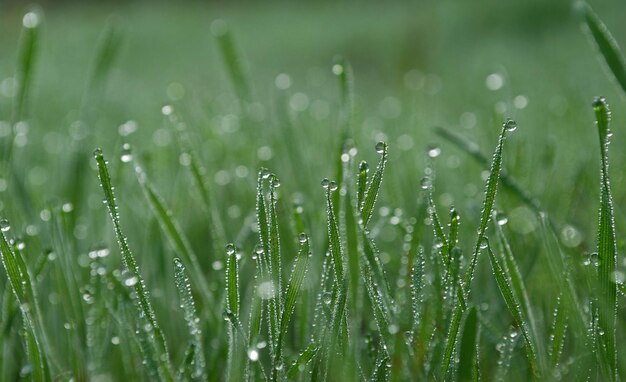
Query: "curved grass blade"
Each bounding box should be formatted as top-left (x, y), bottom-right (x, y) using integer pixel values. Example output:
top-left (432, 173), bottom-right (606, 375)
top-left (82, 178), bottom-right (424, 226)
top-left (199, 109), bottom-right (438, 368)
top-left (274, 234), bottom-right (311, 378)
top-left (434, 126), bottom-right (541, 215)
top-left (0, 224), bottom-right (51, 382)
top-left (360, 142), bottom-right (388, 227)
top-left (357, 161), bottom-right (369, 211)
top-left (592, 97), bottom-right (617, 379)
top-left (458, 306), bottom-right (479, 382)
top-left (287, 342), bottom-right (318, 378)
top-left (485, 238), bottom-right (540, 378)
top-left (324, 179), bottom-right (344, 282)
top-left (12, 9), bottom-right (41, 124)
top-left (463, 120), bottom-right (512, 293)
top-left (133, 161), bottom-right (216, 316)
top-left (579, 2), bottom-right (626, 96)
top-left (173, 258), bottom-right (206, 380)
top-left (212, 20), bottom-right (251, 103)
top-left (93, 148), bottom-right (174, 381)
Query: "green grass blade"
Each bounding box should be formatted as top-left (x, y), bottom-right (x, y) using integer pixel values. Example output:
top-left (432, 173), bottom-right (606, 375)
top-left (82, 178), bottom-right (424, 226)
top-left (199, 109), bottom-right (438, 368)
top-left (458, 306), bottom-right (479, 382)
top-left (324, 179), bottom-right (344, 282)
top-left (133, 161), bottom-right (216, 316)
top-left (579, 2), bottom-right (626, 96)
top-left (463, 120), bottom-right (512, 292)
top-left (435, 126), bottom-right (541, 215)
top-left (12, 9), bottom-right (41, 124)
top-left (212, 20), bottom-right (252, 103)
top-left (549, 294), bottom-right (567, 369)
top-left (173, 258), bottom-right (206, 380)
top-left (0, 224), bottom-right (51, 382)
top-left (83, 16), bottom-right (122, 108)
top-left (360, 141), bottom-right (388, 227)
top-left (225, 244), bottom-right (240, 317)
top-left (274, 234), bottom-right (311, 377)
top-left (93, 148), bottom-right (174, 381)
top-left (592, 96), bottom-right (618, 379)
top-left (357, 161), bottom-right (369, 211)
top-left (287, 342), bottom-right (318, 378)
top-left (485, 238), bottom-right (540, 378)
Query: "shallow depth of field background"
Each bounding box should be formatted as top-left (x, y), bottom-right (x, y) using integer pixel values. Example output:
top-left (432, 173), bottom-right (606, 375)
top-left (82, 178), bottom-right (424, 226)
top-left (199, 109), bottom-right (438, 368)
top-left (1, 0), bottom-right (626, 380)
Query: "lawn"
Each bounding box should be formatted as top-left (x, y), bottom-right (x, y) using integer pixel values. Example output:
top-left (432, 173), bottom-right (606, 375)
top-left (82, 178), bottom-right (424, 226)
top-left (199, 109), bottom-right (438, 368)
top-left (1, 0), bottom-right (626, 380)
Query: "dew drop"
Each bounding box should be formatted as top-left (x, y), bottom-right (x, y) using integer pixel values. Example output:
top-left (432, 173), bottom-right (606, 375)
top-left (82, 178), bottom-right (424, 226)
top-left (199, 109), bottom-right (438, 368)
top-left (321, 178), bottom-right (330, 189)
top-left (479, 236), bottom-right (489, 249)
top-left (427, 145), bottom-right (441, 158)
top-left (375, 141), bottom-right (386, 154)
top-left (124, 276), bottom-right (138, 287)
top-left (504, 119), bottom-right (517, 132)
top-left (225, 243), bottom-right (236, 256)
top-left (298, 233), bottom-right (307, 243)
top-left (248, 349), bottom-right (259, 362)
top-left (0, 219), bottom-right (10, 232)
top-left (495, 211), bottom-right (508, 226)
top-left (254, 244), bottom-right (264, 256)
top-left (120, 143), bottom-right (133, 163)
top-left (260, 168), bottom-right (271, 179)
top-left (93, 148), bottom-right (103, 158)
top-left (420, 177), bottom-right (432, 190)
top-left (329, 181), bottom-right (338, 192)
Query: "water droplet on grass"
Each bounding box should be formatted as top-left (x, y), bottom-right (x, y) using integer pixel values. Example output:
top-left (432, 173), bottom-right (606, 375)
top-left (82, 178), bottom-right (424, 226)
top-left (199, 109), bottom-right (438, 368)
top-left (121, 143), bottom-right (133, 163)
top-left (0, 219), bottom-right (10, 232)
top-left (427, 145), bottom-right (441, 158)
top-left (298, 233), bottom-right (307, 243)
top-left (321, 178), bottom-right (330, 189)
top-left (375, 141), bottom-right (386, 154)
top-left (504, 119), bottom-right (517, 132)
top-left (225, 243), bottom-right (236, 256)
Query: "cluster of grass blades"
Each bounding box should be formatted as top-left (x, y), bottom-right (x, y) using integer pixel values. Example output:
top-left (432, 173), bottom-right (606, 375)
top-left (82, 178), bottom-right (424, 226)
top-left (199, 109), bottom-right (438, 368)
top-left (1, 2), bottom-right (626, 381)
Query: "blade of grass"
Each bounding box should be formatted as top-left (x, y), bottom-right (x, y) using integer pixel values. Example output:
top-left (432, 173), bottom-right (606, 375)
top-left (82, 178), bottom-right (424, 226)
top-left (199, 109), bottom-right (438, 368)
top-left (0, 223), bottom-right (51, 382)
top-left (485, 237), bottom-right (540, 378)
top-left (549, 294), bottom-right (567, 369)
top-left (133, 160), bottom-right (216, 318)
top-left (360, 142), bottom-right (388, 227)
top-left (287, 342), bottom-right (318, 378)
top-left (457, 306), bottom-right (479, 382)
top-left (93, 148), bottom-right (174, 381)
top-left (173, 258), bottom-right (206, 381)
top-left (212, 20), bottom-right (252, 103)
top-left (274, 234), bottom-right (311, 379)
top-left (592, 96), bottom-right (617, 380)
top-left (11, 9), bottom-right (41, 125)
top-left (578, 2), bottom-right (626, 96)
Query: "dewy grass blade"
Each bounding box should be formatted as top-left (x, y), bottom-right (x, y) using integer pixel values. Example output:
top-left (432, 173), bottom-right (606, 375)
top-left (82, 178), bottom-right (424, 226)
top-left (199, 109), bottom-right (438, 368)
top-left (485, 238), bottom-right (540, 378)
top-left (134, 162), bottom-right (215, 311)
top-left (323, 178), bottom-right (344, 282)
top-left (357, 161), bottom-right (369, 212)
top-left (457, 306), bottom-right (479, 382)
top-left (0, 222), bottom-right (51, 382)
top-left (579, 2), bottom-right (626, 96)
top-left (463, 120), bottom-right (513, 294)
top-left (360, 141), bottom-right (388, 227)
top-left (549, 294), bottom-right (567, 369)
top-left (274, 234), bottom-right (311, 378)
top-left (443, 120), bottom-right (512, 378)
top-left (93, 148), bottom-right (174, 381)
top-left (287, 342), bottom-right (318, 378)
top-left (435, 126), bottom-right (541, 215)
top-left (592, 96), bottom-right (618, 379)
top-left (225, 244), bottom-right (240, 318)
top-left (173, 258), bottom-right (206, 380)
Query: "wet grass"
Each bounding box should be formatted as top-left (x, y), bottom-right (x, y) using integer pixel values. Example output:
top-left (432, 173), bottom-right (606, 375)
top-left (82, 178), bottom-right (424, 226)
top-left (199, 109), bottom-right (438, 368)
top-left (1, 1), bottom-right (626, 380)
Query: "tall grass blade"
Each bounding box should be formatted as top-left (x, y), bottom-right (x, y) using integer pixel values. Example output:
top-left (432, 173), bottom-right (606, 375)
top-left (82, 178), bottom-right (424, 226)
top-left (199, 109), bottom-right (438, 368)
top-left (173, 258), bottom-right (206, 380)
top-left (360, 142), bottom-right (388, 227)
top-left (549, 294), bottom-right (567, 369)
top-left (579, 2), bottom-right (626, 96)
top-left (485, 238), bottom-right (540, 378)
top-left (274, 234), bottom-right (311, 378)
top-left (0, 223), bottom-right (51, 382)
top-left (435, 126), bottom-right (541, 214)
top-left (93, 148), bottom-right (174, 381)
top-left (212, 20), bottom-right (252, 103)
top-left (225, 244), bottom-right (240, 317)
top-left (457, 306), bottom-right (479, 382)
top-left (592, 96), bottom-right (618, 379)
top-left (133, 161), bottom-right (215, 313)
top-left (11, 9), bottom-right (41, 125)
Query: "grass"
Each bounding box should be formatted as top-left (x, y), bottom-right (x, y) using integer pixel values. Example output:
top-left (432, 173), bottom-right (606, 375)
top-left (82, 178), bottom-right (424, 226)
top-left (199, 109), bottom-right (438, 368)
top-left (1, 0), bottom-right (626, 380)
